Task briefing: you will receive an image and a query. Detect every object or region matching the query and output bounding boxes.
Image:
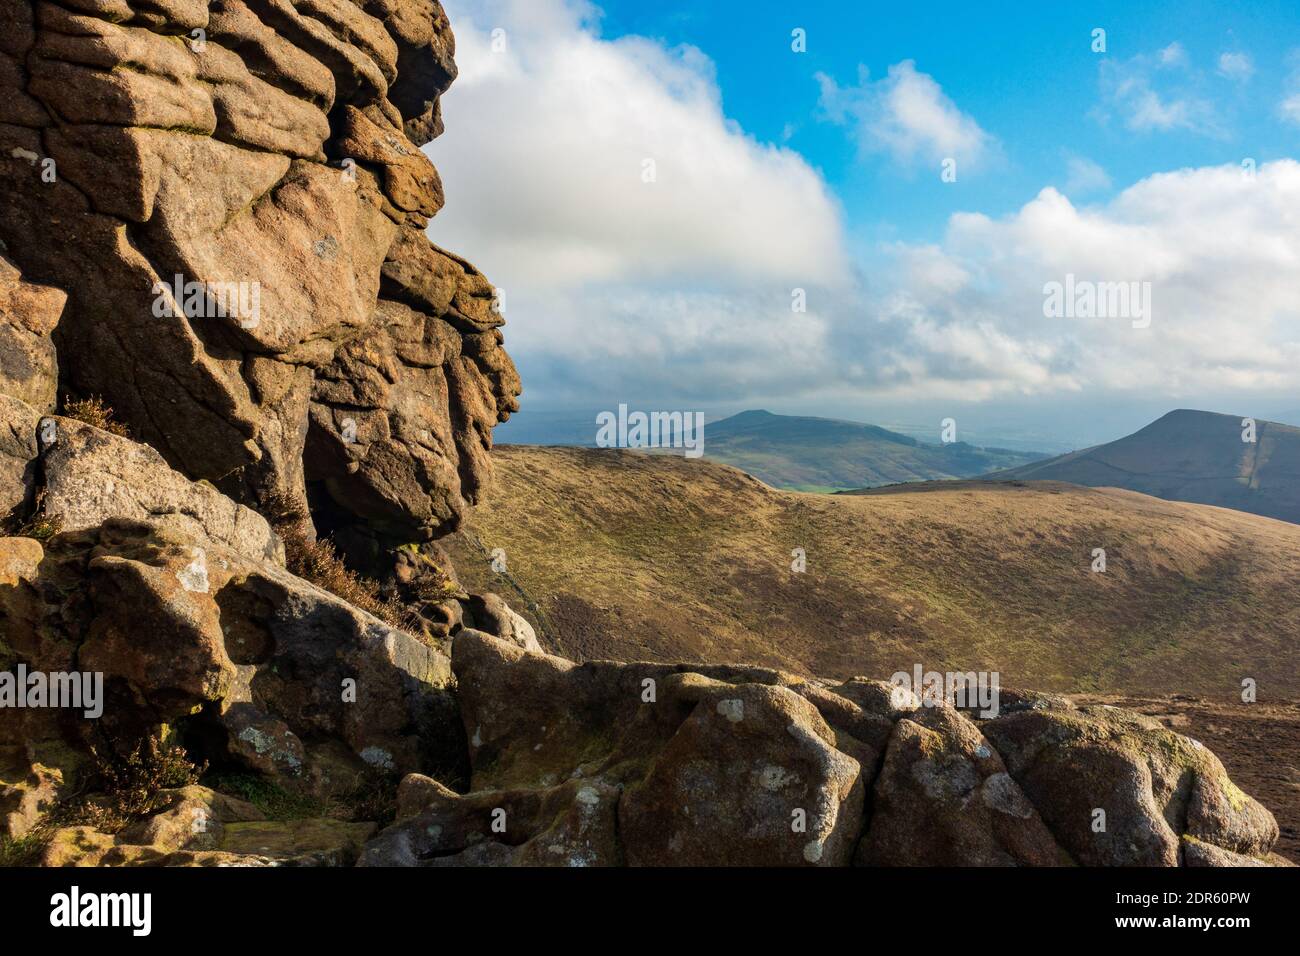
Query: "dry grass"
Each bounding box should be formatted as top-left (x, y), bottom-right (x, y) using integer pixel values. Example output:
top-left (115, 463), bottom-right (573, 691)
top-left (0, 829), bottom-right (49, 867)
top-left (444, 446), bottom-right (1300, 699)
top-left (61, 395), bottom-right (131, 438)
top-left (7, 734), bottom-right (209, 856)
top-left (264, 495), bottom-right (421, 635)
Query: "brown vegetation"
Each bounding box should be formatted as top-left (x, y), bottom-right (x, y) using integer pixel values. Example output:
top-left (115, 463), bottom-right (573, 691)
top-left (265, 495), bottom-right (421, 635)
top-left (445, 446), bottom-right (1300, 699)
top-left (60, 396), bottom-right (131, 438)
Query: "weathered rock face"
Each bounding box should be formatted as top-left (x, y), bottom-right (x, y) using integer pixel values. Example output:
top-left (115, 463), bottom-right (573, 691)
top-left (357, 632), bottom-right (1283, 867)
top-left (0, 254), bottom-right (61, 517)
top-left (983, 705), bottom-right (1280, 867)
top-left (0, 254), bottom-right (61, 414)
top-left (857, 705), bottom-right (1066, 867)
top-left (0, 0), bottom-right (519, 547)
top-left (0, 409), bottom-right (540, 847)
top-left (37, 413), bottom-right (283, 564)
top-left (0, 511), bottom-right (462, 828)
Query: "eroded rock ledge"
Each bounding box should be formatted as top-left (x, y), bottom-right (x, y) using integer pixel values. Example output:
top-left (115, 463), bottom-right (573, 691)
top-left (353, 631), bottom-right (1282, 867)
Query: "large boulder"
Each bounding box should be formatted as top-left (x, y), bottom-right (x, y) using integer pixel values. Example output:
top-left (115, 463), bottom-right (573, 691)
top-left (352, 632), bottom-right (1283, 868)
top-left (364, 633), bottom-right (873, 867)
top-left (0, 518), bottom-right (460, 798)
top-left (37, 415), bottom-right (283, 564)
top-left (0, 0), bottom-right (519, 548)
top-left (617, 673), bottom-right (865, 866)
top-left (857, 704), bottom-right (1067, 866)
top-left (982, 705), bottom-right (1280, 866)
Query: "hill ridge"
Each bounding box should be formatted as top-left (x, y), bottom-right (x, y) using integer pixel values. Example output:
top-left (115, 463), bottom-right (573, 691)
top-left (985, 409), bottom-right (1300, 524)
top-left (703, 408), bottom-right (1045, 490)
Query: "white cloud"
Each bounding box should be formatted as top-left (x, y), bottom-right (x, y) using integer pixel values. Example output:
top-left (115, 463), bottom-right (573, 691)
top-left (862, 161), bottom-right (1300, 401)
top-left (431, 0), bottom-right (848, 292)
top-left (1217, 51), bottom-right (1255, 81)
top-left (520, 161), bottom-right (1300, 407)
top-left (1098, 48), bottom-right (1223, 135)
top-left (1159, 42), bottom-right (1189, 68)
top-left (1281, 50), bottom-right (1300, 125)
top-left (1283, 94), bottom-right (1300, 125)
top-left (429, 2), bottom-right (1300, 412)
top-left (815, 61), bottom-right (997, 172)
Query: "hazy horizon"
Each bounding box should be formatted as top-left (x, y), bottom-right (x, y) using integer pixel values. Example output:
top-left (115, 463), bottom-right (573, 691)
top-left (495, 401), bottom-right (1300, 454)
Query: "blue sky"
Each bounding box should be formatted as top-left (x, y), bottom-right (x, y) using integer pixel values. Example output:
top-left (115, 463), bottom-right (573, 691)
top-left (598, 0), bottom-right (1300, 247)
top-left (434, 0), bottom-right (1300, 449)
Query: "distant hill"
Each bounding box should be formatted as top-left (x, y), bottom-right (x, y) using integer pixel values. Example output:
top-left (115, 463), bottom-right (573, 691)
top-left (984, 409), bottom-right (1300, 525)
top-left (445, 445), bottom-right (1300, 698)
top-left (701, 409), bottom-right (1046, 490)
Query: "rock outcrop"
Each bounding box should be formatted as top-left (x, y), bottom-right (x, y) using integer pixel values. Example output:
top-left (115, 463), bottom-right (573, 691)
top-left (0, 0), bottom-right (519, 550)
top-left (356, 633), bottom-right (1282, 867)
top-left (0, 1), bottom-right (1287, 870)
top-left (0, 512), bottom-right (462, 813)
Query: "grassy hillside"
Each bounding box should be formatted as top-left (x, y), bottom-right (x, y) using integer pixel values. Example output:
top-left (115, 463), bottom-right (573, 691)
top-left (986, 409), bottom-right (1300, 524)
top-left (445, 445), bottom-right (1300, 698)
top-left (702, 409), bottom-right (1044, 490)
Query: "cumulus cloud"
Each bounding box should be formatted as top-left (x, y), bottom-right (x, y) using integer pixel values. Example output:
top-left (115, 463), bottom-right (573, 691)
top-left (1061, 155), bottom-right (1112, 196)
top-left (430, 2), bottom-right (1300, 412)
top-left (429, 0), bottom-right (851, 406)
top-left (859, 161), bottom-right (1300, 402)
top-left (431, 0), bottom-right (848, 292)
top-left (815, 61), bottom-right (997, 173)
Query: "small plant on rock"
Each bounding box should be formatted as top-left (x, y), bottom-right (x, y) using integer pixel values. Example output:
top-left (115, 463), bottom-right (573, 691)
top-left (264, 494), bottom-right (423, 635)
top-left (63, 734), bottom-right (206, 833)
top-left (61, 395), bottom-right (131, 438)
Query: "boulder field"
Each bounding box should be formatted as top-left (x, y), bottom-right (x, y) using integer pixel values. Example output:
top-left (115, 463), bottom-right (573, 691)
top-left (0, 0), bottom-right (1287, 866)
